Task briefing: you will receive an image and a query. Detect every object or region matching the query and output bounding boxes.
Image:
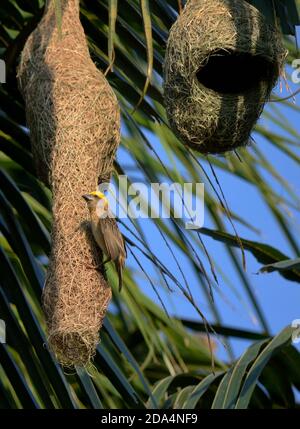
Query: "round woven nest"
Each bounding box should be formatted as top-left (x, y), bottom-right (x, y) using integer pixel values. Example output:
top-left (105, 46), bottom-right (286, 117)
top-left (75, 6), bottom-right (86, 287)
top-left (163, 0), bottom-right (286, 154)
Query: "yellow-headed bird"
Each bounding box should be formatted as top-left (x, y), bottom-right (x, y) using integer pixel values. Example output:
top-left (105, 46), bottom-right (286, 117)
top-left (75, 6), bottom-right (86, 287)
top-left (82, 191), bottom-right (126, 291)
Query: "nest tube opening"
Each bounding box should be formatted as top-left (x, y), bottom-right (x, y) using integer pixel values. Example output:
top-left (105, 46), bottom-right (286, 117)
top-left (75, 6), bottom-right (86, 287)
top-left (196, 49), bottom-right (279, 95)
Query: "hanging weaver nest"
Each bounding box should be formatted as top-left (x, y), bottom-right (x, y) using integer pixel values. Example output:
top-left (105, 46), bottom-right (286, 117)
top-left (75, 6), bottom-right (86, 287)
top-left (17, 0), bottom-right (120, 366)
top-left (163, 0), bottom-right (286, 154)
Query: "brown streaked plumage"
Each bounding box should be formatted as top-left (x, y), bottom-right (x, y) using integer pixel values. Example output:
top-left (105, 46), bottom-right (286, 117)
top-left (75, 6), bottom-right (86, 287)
top-left (82, 191), bottom-right (126, 291)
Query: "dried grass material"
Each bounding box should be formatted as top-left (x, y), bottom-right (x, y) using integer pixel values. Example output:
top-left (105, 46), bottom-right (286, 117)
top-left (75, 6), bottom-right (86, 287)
top-left (17, 0), bottom-right (120, 366)
top-left (163, 0), bottom-right (286, 154)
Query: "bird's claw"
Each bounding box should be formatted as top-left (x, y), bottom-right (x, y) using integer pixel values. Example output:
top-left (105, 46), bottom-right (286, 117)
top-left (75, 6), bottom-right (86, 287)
top-left (86, 263), bottom-right (102, 272)
top-left (86, 259), bottom-right (110, 272)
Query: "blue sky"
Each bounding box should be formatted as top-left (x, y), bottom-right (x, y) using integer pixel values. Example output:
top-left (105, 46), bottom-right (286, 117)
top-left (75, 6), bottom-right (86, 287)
top-left (108, 53), bottom-right (300, 364)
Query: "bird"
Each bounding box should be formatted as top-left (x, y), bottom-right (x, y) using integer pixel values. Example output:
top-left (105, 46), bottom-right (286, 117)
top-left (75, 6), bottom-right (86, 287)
top-left (82, 190), bottom-right (126, 291)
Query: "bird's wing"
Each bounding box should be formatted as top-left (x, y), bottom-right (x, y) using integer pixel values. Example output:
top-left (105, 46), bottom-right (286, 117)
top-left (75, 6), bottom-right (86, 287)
top-left (99, 218), bottom-right (125, 262)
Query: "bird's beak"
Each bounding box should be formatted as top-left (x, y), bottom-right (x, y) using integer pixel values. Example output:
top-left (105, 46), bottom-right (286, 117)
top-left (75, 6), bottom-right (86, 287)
top-left (82, 194), bottom-right (93, 202)
top-left (103, 199), bottom-right (109, 210)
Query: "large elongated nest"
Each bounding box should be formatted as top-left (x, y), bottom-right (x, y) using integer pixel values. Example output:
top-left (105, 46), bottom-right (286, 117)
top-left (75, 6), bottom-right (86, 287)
top-left (163, 0), bottom-right (286, 154)
top-left (17, 0), bottom-right (120, 366)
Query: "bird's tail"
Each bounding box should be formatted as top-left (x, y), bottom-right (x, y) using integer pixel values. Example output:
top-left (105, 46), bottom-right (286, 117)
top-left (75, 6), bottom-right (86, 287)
top-left (115, 256), bottom-right (125, 292)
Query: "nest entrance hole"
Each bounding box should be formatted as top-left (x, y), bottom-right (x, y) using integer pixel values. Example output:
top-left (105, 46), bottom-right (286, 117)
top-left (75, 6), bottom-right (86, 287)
top-left (196, 49), bottom-right (275, 94)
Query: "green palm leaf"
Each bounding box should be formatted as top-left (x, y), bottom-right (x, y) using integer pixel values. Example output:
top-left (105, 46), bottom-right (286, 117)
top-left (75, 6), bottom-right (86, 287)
top-left (1, 0), bottom-right (300, 410)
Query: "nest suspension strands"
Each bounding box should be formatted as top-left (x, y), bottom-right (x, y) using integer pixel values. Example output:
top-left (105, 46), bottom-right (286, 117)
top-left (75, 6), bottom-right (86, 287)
top-left (17, 0), bottom-right (121, 366)
top-left (163, 0), bottom-right (286, 154)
